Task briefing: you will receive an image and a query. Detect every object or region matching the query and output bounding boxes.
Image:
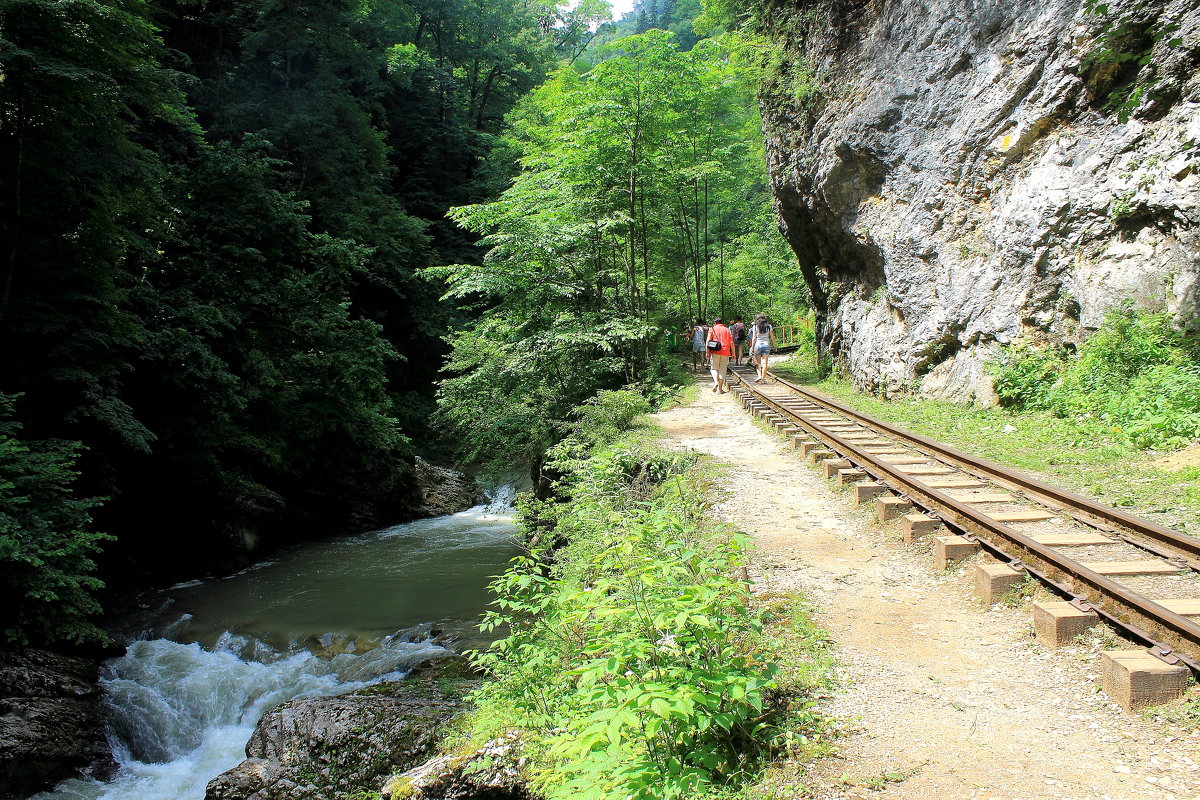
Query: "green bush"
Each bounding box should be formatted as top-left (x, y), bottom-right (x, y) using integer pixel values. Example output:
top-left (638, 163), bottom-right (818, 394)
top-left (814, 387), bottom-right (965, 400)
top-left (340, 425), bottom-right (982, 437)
top-left (467, 417), bottom-right (784, 800)
top-left (991, 309), bottom-right (1200, 449)
top-left (0, 395), bottom-right (110, 645)
top-left (1062, 310), bottom-right (1188, 400)
top-left (1114, 363), bottom-right (1200, 448)
top-left (573, 389), bottom-right (654, 441)
top-left (991, 344), bottom-right (1067, 409)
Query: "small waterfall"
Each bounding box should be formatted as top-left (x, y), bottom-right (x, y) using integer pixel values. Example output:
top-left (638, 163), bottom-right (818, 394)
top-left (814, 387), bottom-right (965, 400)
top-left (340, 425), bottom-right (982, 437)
top-left (481, 479), bottom-right (524, 513)
top-left (35, 628), bottom-right (452, 800)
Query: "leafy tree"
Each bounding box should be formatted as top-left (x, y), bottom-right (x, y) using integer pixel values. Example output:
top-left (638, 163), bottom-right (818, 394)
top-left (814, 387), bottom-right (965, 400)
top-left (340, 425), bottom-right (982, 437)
top-left (588, 0), bottom-right (706, 58)
top-left (435, 31), bottom-right (808, 469)
top-left (0, 0), bottom-right (190, 449)
top-left (109, 139), bottom-right (409, 566)
top-left (0, 396), bottom-right (109, 646)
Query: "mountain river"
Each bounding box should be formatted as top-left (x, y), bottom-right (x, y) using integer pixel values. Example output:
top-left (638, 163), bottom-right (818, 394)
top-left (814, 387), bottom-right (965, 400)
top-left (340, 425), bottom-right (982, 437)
top-left (33, 492), bottom-right (520, 800)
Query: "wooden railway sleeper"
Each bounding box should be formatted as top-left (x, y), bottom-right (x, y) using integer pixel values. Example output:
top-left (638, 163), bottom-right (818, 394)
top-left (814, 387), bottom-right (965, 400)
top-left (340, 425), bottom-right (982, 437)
top-left (964, 533), bottom-right (1200, 675)
top-left (734, 378), bottom-right (1200, 675)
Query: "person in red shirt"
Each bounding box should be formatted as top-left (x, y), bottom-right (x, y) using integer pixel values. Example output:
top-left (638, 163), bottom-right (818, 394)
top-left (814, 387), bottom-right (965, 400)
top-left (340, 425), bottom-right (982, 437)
top-left (705, 317), bottom-right (734, 394)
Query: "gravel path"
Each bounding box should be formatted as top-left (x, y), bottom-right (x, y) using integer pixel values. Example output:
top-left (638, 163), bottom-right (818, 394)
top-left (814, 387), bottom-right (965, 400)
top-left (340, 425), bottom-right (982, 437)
top-left (653, 374), bottom-right (1200, 800)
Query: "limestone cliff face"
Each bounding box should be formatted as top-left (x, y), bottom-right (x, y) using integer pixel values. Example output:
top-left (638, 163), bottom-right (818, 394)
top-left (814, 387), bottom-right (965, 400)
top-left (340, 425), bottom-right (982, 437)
top-left (761, 0), bottom-right (1200, 402)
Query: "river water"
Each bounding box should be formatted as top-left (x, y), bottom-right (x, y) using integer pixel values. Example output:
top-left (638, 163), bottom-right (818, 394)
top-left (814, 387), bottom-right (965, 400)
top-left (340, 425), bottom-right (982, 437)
top-left (34, 496), bottom-right (519, 800)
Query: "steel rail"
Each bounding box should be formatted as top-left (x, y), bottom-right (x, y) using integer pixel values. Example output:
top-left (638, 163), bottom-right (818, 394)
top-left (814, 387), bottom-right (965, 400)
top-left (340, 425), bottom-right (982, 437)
top-left (732, 372), bottom-right (1200, 672)
top-left (766, 372), bottom-right (1200, 560)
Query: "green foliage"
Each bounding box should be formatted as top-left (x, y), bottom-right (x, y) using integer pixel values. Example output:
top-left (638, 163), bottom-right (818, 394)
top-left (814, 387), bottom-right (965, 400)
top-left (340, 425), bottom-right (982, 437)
top-left (583, 0), bottom-right (707, 62)
top-left (468, 423), bottom-right (784, 800)
top-left (0, 0), bottom-right (191, 451)
top-left (123, 138), bottom-right (407, 529)
top-left (0, 0), bottom-right (581, 608)
top-left (719, 205), bottom-right (812, 322)
top-left (694, 0), bottom-right (765, 34)
top-left (990, 309), bottom-right (1200, 449)
top-left (1108, 189), bottom-right (1138, 222)
top-left (436, 30), bottom-right (808, 468)
top-left (573, 390), bottom-right (655, 443)
top-left (990, 344), bottom-right (1070, 409)
top-left (1081, 0), bottom-right (1187, 122)
top-left (1107, 363), bottom-right (1200, 448)
top-left (0, 396), bottom-right (110, 646)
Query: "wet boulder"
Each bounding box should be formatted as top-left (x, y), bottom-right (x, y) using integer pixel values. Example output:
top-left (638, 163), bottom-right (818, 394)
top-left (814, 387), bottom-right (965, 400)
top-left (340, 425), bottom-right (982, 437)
top-left (205, 659), bottom-right (473, 800)
top-left (380, 730), bottom-right (531, 800)
top-left (0, 648), bottom-right (115, 799)
top-left (412, 457), bottom-right (487, 518)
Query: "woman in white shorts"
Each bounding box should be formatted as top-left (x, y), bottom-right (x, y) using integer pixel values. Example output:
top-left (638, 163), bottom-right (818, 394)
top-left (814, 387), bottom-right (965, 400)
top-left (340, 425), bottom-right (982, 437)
top-left (749, 315), bottom-right (776, 382)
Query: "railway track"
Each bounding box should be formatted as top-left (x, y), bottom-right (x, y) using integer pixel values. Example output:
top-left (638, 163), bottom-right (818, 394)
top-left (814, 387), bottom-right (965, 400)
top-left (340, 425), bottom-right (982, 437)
top-left (729, 365), bottom-right (1200, 704)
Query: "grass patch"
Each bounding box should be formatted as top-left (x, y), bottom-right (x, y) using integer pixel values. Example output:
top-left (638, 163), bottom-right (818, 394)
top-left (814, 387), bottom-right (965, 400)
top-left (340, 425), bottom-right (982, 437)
top-left (1146, 694), bottom-right (1200, 729)
top-left (738, 594), bottom-right (839, 799)
top-left (770, 362), bottom-right (1200, 539)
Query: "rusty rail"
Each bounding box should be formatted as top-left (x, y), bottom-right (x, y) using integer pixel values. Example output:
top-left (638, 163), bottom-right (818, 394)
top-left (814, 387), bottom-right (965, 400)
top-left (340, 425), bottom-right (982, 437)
top-left (732, 368), bottom-right (1200, 673)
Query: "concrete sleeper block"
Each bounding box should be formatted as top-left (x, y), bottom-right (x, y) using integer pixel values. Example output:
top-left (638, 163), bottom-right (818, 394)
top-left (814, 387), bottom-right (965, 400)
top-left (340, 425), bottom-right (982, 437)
top-left (838, 468), bottom-right (867, 484)
top-left (855, 482), bottom-right (888, 504)
top-left (933, 535), bottom-right (979, 569)
top-left (822, 458), bottom-right (852, 479)
top-left (902, 513), bottom-right (942, 543)
top-left (876, 496), bottom-right (912, 521)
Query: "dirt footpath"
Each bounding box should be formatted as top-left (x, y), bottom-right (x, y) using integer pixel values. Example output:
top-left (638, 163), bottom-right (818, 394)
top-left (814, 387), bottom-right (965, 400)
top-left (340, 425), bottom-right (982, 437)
top-left (653, 375), bottom-right (1200, 800)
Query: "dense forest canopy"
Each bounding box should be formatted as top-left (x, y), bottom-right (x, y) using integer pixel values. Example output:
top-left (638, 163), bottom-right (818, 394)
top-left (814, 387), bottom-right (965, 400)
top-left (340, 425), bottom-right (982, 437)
top-left (0, 0), bottom-right (809, 646)
top-left (434, 28), bottom-right (805, 470)
top-left (0, 0), bottom-right (598, 644)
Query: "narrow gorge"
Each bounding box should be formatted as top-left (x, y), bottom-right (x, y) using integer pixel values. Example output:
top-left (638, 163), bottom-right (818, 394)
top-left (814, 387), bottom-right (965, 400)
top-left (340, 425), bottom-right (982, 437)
top-left (4, 0), bottom-right (1200, 798)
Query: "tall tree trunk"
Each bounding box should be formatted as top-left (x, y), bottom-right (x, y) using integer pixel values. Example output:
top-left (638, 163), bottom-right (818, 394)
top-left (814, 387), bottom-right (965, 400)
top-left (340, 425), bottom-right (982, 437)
top-left (475, 65), bottom-right (502, 130)
top-left (1, 85), bottom-right (24, 329)
top-left (719, 237), bottom-right (725, 319)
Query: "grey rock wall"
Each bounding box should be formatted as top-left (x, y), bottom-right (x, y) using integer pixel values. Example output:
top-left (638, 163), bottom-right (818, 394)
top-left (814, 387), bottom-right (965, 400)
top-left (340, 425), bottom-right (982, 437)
top-left (0, 649), bottom-right (115, 799)
top-left (762, 0), bottom-right (1200, 402)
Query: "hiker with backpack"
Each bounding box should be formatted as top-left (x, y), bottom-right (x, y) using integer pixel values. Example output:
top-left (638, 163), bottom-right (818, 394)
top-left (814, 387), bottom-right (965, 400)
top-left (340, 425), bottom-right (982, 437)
top-left (706, 317), bottom-right (734, 394)
top-left (731, 316), bottom-right (746, 365)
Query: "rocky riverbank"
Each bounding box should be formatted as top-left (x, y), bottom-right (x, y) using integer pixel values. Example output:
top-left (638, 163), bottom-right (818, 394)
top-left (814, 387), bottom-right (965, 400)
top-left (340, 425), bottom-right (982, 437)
top-left (205, 658), bottom-right (472, 800)
top-left (2, 461), bottom-right (489, 800)
top-left (0, 648), bottom-right (116, 800)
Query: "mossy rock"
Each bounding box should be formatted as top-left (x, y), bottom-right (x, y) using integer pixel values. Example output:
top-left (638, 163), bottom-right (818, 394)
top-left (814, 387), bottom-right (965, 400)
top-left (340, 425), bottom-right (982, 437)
top-left (204, 657), bottom-right (477, 800)
top-left (380, 731), bottom-right (531, 800)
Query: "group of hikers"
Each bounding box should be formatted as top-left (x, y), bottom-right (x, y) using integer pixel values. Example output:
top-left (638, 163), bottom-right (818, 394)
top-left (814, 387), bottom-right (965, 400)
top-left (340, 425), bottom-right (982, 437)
top-left (689, 315), bottom-right (776, 394)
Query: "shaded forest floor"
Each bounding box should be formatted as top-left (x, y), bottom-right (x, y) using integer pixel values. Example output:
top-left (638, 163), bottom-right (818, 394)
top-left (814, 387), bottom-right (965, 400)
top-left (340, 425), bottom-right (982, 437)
top-left (652, 369), bottom-right (1200, 800)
